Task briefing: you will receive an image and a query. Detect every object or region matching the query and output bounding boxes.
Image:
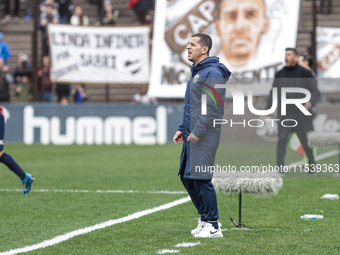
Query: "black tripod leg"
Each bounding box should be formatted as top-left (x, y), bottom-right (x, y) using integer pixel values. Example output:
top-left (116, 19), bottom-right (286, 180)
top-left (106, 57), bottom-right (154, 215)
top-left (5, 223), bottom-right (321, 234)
top-left (238, 191), bottom-right (242, 228)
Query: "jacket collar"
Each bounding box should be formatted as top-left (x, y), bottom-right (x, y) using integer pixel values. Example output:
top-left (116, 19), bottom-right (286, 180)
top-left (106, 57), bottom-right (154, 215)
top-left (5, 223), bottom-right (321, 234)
top-left (191, 56), bottom-right (219, 73)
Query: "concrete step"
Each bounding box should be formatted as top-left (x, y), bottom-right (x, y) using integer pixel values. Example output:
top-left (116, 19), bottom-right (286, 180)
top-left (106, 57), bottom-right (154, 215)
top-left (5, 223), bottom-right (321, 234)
top-left (301, 20), bottom-right (340, 28)
top-left (0, 20), bottom-right (33, 32)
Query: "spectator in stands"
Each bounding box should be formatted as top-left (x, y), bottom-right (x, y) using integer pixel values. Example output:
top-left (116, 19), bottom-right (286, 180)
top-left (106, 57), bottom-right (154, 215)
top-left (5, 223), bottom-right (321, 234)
top-left (319, 0), bottom-right (332, 14)
top-left (71, 84), bottom-right (88, 103)
top-left (15, 75), bottom-right (32, 102)
top-left (60, 96), bottom-right (69, 105)
top-left (28, 0), bottom-right (61, 21)
top-left (58, 0), bottom-right (73, 23)
top-left (56, 84), bottom-right (70, 102)
top-left (37, 56), bottom-right (54, 102)
top-left (100, 1), bottom-right (119, 25)
top-left (39, 4), bottom-right (59, 55)
top-left (132, 87), bottom-right (158, 105)
top-left (40, 0), bottom-right (59, 14)
top-left (1, 0), bottom-right (20, 24)
top-left (14, 53), bottom-right (32, 84)
top-left (130, 0), bottom-right (154, 24)
top-left (88, 0), bottom-right (103, 24)
top-left (0, 33), bottom-right (11, 66)
top-left (70, 6), bottom-right (89, 25)
top-left (25, 0), bottom-right (33, 20)
top-left (40, 4), bottom-right (60, 26)
top-left (0, 58), bottom-right (10, 102)
top-left (298, 54), bottom-right (316, 77)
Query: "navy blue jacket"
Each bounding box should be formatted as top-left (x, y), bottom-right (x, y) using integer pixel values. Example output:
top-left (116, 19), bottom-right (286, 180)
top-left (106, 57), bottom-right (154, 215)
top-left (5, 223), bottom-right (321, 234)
top-left (178, 57), bottom-right (231, 180)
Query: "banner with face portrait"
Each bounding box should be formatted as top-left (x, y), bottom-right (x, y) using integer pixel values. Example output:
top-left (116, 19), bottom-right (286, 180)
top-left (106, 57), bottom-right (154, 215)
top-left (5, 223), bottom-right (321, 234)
top-left (148, 0), bottom-right (301, 98)
top-left (317, 27), bottom-right (340, 79)
top-left (316, 27), bottom-right (340, 93)
top-left (48, 24), bottom-right (150, 84)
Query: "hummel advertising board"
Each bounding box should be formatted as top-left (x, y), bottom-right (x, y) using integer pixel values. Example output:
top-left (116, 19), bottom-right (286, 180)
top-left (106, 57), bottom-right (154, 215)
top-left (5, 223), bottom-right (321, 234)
top-left (1, 103), bottom-right (339, 145)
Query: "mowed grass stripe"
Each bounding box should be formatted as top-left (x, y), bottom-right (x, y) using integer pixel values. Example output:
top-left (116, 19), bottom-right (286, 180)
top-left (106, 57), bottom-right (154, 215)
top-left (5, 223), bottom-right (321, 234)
top-left (0, 189), bottom-right (187, 194)
top-left (0, 197), bottom-right (190, 255)
top-left (0, 144), bottom-right (339, 254)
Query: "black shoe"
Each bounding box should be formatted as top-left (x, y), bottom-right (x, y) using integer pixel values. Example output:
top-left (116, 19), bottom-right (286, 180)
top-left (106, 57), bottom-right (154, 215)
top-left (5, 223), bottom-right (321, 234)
top-left (307, 170), bottom-right (317, 176)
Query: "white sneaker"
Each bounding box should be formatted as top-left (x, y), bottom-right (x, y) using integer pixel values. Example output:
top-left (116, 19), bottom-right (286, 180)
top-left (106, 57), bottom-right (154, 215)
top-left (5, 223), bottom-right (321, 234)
top-left (194, 222), bottom-right (223, 238)
top-left (191, 218), bottom-right (206, 235)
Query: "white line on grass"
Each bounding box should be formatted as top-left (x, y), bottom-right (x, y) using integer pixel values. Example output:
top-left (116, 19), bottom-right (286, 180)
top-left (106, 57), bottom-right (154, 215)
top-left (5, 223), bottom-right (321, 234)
top-left (157, 249), bottom-right (180, 254)
top-left (0, 189), bottom-right (187, 194)
top-left (290, 149), bottom-right (339, 167)
top-left (0, 196), bottom-right (191, 255)
top-left (174, 242), bottom-right (201, 247)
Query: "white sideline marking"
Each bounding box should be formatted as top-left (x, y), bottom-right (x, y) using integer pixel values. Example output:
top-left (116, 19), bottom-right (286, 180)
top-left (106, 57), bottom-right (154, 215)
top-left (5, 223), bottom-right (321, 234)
top-left (174, 242), bottom-right (200, 247)
top-left (157, 249), bottom-right (180, 254)
top-left (290, 149), bottom-right (339, 167)
top-left (0, 189), bottom-right (187, 194)
top-left (0, 196), bottom-right (191, 255)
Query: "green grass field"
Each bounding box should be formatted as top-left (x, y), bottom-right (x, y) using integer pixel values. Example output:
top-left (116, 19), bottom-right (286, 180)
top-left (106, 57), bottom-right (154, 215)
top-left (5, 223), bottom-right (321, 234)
top-left (0, 144), bottom-right (339, 255)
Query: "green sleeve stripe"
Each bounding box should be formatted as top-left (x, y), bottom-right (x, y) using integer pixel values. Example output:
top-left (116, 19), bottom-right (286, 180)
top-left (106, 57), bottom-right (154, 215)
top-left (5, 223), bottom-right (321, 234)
top-left (199, 88), bottom-right (217, 106)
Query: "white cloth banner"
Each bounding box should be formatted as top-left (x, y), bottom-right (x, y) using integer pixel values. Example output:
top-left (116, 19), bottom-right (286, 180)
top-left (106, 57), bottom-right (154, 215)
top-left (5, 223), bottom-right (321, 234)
top-left (48, 24), bottom-right (150, 84)
top-left (315, 27), bottom-right (340, 93)
top-left (317, 27), bottom-right (340, 79)
top-left (148, 0), bottom-right (300, 98)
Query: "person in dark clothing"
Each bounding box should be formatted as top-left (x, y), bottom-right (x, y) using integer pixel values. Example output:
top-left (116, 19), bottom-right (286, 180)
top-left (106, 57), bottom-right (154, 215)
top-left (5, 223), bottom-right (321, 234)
top-left (132, 0), bottom-right (154, 24)
top-left (0, 105), bottom-right (34, 194)
top-left (57, 0), bottom-right (72, 23)
top-left (1, 0), bottom-right (20, 24)
top-left (89, 0), bottom-right (103, 22)
top-left (0, 58), bottom-right (10, 102)
top-left (319, 0), bottom-right (332, 14)
top-left (14, 53), bottom-right (32, 84)
top-left (173, 33), bottom-right (231, 238)
top-left (298, 53), bottom-right (319, 132)
top-left (56, 84), bottom-right (70, 102)
top-left (39, 4), bottom-right (59, 56)
top-left (37, 56), bottom-right (54, 102)
top-left (298, 54), bottom-right (316, 77)
top-left (265, 48), bottom-right (319, 175)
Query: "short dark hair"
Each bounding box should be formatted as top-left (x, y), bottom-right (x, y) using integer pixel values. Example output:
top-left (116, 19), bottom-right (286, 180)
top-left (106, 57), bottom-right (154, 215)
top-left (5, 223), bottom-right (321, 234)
top-left (299, 54), bottom-right (314, 68)
top-left (285, 48), bottom-right (298, 56)
top-left (191, 33), bottom-right (212, 55)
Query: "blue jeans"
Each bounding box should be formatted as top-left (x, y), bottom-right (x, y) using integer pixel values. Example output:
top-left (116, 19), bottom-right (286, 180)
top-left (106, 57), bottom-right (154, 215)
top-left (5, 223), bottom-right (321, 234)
top-left (44, 92), bottom-right (53, 102)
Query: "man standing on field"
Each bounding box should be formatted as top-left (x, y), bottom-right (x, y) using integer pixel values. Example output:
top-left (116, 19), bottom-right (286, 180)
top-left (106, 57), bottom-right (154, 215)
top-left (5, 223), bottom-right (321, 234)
top-left (173, 33), bottom-right (231, 238)
top-left (266, 48), bottom-right (319, 175)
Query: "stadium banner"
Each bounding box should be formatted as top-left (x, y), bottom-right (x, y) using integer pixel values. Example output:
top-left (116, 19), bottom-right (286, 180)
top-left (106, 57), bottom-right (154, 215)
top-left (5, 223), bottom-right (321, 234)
top-left (148, 0), bottom-right (301, 98)
top-left (47, 24), bottom-right (150, 84)
top-left (1, 103), bottom-right (339, 145)
top-left (316, 27), bottom-right (340, 93)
